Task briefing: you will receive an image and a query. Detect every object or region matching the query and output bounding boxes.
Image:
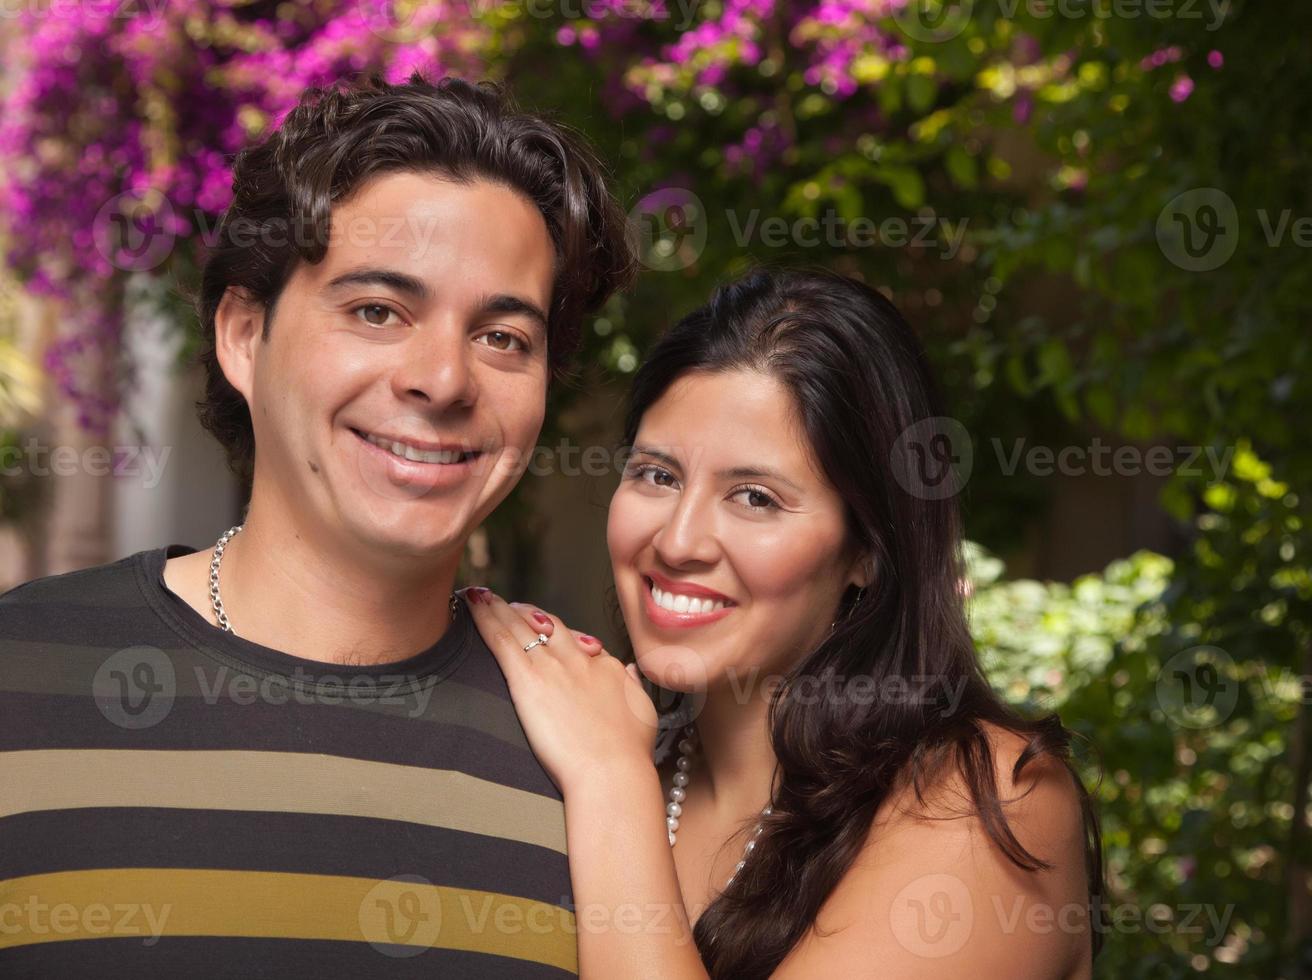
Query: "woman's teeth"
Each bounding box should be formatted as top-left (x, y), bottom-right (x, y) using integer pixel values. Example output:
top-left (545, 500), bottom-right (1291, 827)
top-left (364, 432), bottom-right (466, 464)
top-left (650, 582), bottom-right (726, 615)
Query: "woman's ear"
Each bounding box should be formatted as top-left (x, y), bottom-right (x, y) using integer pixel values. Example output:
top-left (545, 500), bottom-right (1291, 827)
top-left (848, 553), bottom-right (877, 590)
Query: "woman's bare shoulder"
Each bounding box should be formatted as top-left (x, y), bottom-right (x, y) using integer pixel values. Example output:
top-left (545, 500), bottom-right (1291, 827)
top-left (879, 722), bottom-right (1086, 833)
top-left (773, 721), bottom-right (1093, 979)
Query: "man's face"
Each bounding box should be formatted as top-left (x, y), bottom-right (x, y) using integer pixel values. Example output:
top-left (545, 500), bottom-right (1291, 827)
top-left (217, 171), bottom-right (556, 563)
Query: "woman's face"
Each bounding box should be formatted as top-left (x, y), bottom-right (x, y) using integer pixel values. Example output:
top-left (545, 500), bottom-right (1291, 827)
top-left (607, 368), bottom-right (870, 697)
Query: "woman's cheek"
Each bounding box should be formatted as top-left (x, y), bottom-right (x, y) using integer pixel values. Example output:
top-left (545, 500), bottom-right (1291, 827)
top-left (728, 525), bottom-right (849, 649)
top-left (728, 528), bottom-right (822, 600)
top-left (609, 486), bottom-right (663, 553)
top-left (605, 491), bottom-right (637, 567)
top-left (607, 492), bottom-right (650, 625)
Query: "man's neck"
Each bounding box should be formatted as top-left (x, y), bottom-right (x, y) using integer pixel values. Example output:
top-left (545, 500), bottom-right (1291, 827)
top-left (184, 504), bottom-right (462, 669)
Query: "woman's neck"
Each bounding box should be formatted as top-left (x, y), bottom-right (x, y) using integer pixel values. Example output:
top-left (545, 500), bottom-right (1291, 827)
top-left (688, 688), bottom-right (780, 822)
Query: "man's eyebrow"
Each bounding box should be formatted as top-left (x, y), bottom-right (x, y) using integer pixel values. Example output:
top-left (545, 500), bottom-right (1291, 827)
top-left (322, 270), bottom-right (548, 332)
top-left (630, 448), bottom-right (803, 493)
top-left (476, 293), bottom-right (550, 334)
top-left (324, 267), bottom-right (432, 302)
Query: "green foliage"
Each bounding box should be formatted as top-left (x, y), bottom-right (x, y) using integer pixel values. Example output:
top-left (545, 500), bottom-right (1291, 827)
top-left (969, 441), bottom-right (1309, 975)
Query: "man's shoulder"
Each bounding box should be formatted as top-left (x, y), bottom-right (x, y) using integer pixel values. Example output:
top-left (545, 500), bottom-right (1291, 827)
top-left (2, 552), bottom-right (142, 602)
top-left (0, 550), bottom-right (155, 636)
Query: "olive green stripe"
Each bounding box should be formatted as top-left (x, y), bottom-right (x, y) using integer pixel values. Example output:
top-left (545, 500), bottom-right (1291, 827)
top-left (0, 749), bottom-right (565, 855)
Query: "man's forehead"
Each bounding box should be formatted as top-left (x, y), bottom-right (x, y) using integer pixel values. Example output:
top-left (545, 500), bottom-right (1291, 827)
top-left (308, 183), bottom-right (554, 294)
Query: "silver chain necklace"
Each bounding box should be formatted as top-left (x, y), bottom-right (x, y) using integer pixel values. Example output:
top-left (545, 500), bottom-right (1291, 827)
top-left (208, 524), bottom-right (458, 634)
top-left (665, 722), bottom-right (772, 889)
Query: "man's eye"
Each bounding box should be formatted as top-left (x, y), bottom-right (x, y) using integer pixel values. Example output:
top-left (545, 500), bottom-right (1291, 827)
top-left (351, 304), bottom-right (399, 328)
top-left (477, 330), bottom-right (526, 352)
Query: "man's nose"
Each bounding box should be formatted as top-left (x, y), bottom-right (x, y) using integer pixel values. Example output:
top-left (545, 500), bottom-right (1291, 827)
top-left (391, 323), bottom-right (478, 410)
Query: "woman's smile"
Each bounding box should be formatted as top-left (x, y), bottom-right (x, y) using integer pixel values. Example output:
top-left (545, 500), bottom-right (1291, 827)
top-left (640, 571), bottom-right (737, 629)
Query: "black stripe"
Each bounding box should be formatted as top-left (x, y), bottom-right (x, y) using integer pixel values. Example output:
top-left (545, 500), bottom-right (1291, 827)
top-left (0, 603), bottom-right (518, 703)
top-left (0, 808), bottom-right (572, 908)
top-left (0, 935), bottom-right (576, 979)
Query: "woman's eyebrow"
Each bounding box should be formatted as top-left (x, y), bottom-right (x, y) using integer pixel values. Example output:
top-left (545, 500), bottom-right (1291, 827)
top-left (720, 466), bottom-right (802, 493)
top-left (631, 446), bottom-right (680, 468)
top-left (632, 447), bottom-right (802, 493)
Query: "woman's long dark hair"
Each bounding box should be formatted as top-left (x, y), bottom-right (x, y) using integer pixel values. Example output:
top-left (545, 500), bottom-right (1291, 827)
top-left (622, 266), bottom-right (1104, 978)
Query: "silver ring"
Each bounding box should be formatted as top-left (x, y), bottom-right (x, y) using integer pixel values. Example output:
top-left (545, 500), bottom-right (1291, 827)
top-left (522, 632), bottom-right (550, 653)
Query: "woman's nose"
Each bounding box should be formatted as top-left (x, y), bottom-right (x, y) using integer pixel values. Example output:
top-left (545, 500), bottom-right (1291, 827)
top-left (651, 494), bottom-right (720, 567)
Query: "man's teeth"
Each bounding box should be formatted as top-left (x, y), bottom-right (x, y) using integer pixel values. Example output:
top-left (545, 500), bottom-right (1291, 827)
top-left (650, 582), bottom-right (726, 615)
top-left (364, 432), bottom-right (465, 464)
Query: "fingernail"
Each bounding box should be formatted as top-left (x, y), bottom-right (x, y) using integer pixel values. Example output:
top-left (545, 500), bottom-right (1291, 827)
top-left (532, 612), bottom-right (552, 627)
top-left (468, 587), bottom-right (490, 604)
top-left (578, 633), bottom-right (598, 645)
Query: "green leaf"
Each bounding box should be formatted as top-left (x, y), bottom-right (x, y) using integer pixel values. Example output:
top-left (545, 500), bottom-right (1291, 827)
top-left (1055, 384), bottom-right (1082, 422)
top-left (878, 77), bottom-right (902, 114)
top-left (946, 145), bottom-right (978, 189)
top-left (877, 165), bottom-right (925, 209)
top-left (1036, 338), bottom-right (1073, 386)
top-left (1005, 352), bottom-right (1032, 396)
top-left (1085, 384), bottom-right (1118, 429)
top-left (907, 74), bottom-right (936, 114)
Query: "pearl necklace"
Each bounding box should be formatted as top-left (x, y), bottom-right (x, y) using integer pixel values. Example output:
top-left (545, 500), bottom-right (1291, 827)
top-left (665, 722), bottom-right (772, 888)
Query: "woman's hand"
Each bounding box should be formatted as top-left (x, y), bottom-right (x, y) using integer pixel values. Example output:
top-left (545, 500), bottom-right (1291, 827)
top-left (461, 587), bottom-right (659, 798)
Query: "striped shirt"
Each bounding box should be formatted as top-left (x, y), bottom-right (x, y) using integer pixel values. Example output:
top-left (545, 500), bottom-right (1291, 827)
top-left (0, 544), bottom-right (578, 977)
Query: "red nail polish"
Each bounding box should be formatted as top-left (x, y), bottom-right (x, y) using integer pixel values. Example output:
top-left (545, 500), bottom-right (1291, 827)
top-left (578, 634), bottom-right (598, 645)
top-left (532, 612), bottom-right (551, 627)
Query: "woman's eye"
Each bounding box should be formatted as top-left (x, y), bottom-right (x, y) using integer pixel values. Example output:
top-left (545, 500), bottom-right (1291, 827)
top-left (476, 330), bottom-right (525, 352)
top-left (632, 464), bottom-right (677, 488)
top-left (732, 486), bottom-right (779, 510)
top-left (352, 303), bottom-right (399, 328)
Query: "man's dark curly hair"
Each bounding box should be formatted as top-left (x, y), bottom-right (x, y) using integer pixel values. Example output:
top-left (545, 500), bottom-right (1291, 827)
top-left (194, 71), bottom-right (636, 492)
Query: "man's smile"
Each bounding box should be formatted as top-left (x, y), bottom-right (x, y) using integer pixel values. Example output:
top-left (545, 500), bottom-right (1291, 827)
top-left (348, 426), bottom-right (481, 465)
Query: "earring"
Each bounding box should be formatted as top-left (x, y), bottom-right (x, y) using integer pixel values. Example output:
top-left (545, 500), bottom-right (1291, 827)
top-left (829, 585), bottom-right (866, 633)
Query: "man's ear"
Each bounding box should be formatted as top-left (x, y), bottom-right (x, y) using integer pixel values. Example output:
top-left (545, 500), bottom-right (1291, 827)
top-left (213, 286), bottom-right (266, 403)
